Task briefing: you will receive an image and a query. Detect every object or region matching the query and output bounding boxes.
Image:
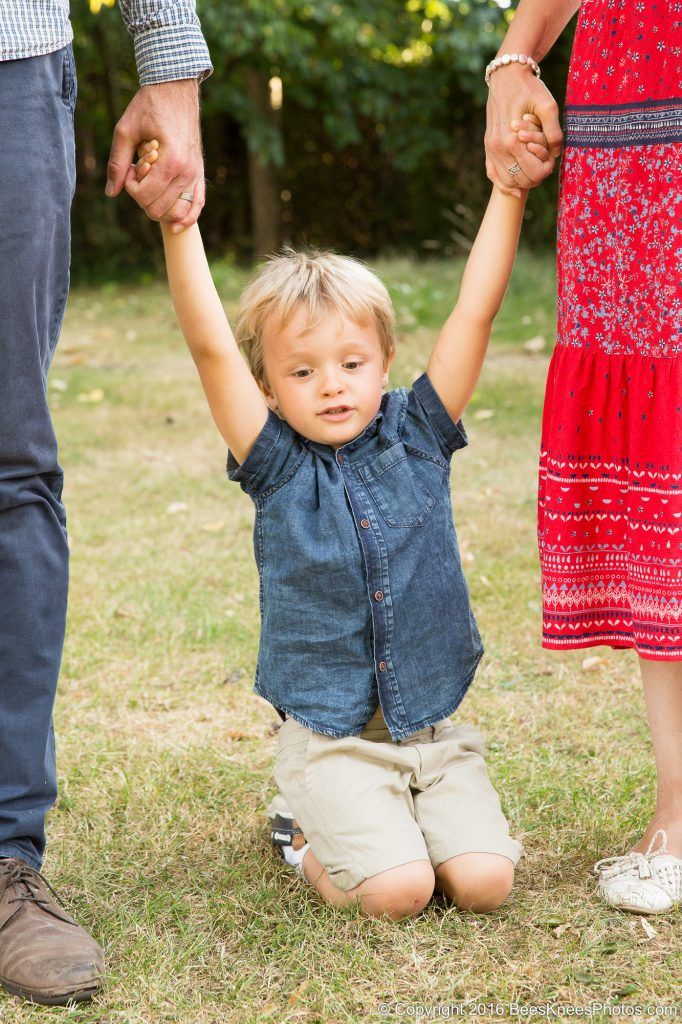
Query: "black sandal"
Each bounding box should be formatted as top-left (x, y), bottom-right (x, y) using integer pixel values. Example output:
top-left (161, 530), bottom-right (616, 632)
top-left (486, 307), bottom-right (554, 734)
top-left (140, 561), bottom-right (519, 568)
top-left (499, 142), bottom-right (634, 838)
top-left (270, 813), bottom-right (308, 876)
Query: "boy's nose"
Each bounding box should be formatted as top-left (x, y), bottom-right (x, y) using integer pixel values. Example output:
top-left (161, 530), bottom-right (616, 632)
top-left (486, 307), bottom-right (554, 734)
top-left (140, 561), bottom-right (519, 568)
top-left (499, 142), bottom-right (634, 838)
top-left (320, 372), bottom-right (344, 395)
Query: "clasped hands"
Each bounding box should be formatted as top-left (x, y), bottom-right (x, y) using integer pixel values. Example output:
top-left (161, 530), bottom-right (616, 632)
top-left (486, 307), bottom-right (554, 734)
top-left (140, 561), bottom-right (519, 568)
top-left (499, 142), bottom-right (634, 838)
top-left (125, 110), bottom-right (553, 221)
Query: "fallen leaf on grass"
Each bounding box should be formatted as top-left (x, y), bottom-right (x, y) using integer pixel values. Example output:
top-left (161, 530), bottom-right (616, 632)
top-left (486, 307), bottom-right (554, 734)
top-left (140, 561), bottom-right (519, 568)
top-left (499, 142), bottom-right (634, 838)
top-left (582, 655), bottom-right (603, 670)
top-left (288, 980), bottom-right (310, 1006)
top-left (537, 915), bottom-right (565, 928)
top-left (49, 378), bottom-right (68, 392)
top-left (166, 502), bottom-right (188, 515)
top-left (77, 388), bottom-right (104, 404)
top-left (573, 972), bottom-right (601, 986)
top-left (226, 729), bottom-right (255, 741)
top-left (523, 335), bottom-right (547, 353)
top-left (639, 916), bottom-right (657, 939)
top-left (220, 670), bottom-right (243, 686)
top-left (473, 409), bottom-right (494, 421)
top-left (202, 520), bottom-right (226, 533)
top-left (552, 924), bottom-right (581, 939)
top-left (614, 983), bottom-right (639, 998)
top-left (113, 605), bottom-right (136, 619)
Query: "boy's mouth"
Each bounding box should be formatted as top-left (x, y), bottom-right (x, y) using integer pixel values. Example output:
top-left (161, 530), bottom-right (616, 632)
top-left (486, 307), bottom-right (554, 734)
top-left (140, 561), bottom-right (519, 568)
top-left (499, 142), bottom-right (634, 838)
top-left (319, 405), bottom-right (354, 421)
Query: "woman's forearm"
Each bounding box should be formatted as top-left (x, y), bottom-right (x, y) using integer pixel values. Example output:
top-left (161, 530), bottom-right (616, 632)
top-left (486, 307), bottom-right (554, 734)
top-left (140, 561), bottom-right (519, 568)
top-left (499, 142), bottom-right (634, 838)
top-left (497, 0), bottom-right (581, 62)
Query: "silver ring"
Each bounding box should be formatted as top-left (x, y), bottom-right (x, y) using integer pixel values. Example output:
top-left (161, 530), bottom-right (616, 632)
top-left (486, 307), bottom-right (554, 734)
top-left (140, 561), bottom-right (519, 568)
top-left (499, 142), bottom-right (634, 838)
top-left (507, 164), bottom-right (522, 177)
top-left (179, 192), bottom-right (194, 202)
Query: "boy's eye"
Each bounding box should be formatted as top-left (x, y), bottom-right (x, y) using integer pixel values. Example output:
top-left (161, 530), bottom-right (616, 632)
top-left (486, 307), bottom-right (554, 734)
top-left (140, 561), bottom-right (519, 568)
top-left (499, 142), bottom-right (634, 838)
top-left (292, 369), bottom-right (312, 378)
top-left (344, 361), bottom-right (363, 370)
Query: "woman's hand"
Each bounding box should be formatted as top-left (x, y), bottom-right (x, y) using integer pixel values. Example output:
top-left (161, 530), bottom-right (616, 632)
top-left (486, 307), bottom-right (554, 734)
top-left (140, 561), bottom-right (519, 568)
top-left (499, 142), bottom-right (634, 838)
top-left (485, 65), bottom-right (563, 197)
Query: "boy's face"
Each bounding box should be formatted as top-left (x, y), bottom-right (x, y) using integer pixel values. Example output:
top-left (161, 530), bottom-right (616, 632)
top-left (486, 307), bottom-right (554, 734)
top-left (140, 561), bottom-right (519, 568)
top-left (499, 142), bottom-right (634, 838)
top-left (259, 308), bottom-right (393, 448)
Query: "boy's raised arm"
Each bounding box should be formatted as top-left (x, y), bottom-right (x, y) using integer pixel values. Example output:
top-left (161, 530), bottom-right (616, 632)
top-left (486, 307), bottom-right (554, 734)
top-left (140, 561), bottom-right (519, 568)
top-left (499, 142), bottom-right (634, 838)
top-left (426, 186), bottom-right (527, 425)
top-left (159, 223), bottom-right (268, 464)
top-left (125, 146), bottom-right (267, 463)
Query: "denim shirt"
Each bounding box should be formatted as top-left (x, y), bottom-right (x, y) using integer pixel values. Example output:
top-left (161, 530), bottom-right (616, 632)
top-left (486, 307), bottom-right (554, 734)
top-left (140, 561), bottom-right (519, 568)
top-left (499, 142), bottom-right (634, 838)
top-left (227, 372), bottom-right (483, 741)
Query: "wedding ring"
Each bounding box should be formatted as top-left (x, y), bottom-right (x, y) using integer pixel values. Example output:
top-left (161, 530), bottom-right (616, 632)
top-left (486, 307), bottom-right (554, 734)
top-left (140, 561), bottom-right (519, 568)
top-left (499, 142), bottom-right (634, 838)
top-left (507, 164), bottom-right (522, 177)
top-left (179, 192), bottom-right (194, 202)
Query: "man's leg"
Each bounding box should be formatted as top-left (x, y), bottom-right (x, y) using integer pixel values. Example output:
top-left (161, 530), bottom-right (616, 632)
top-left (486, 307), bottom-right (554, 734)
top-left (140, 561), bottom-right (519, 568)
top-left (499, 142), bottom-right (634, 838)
top-left (0, 47), bottom-right (103, 1004)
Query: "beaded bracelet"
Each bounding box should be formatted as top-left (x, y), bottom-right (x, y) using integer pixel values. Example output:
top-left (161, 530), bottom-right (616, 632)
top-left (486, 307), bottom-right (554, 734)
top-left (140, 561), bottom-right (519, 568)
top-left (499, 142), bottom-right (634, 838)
top-left (485, 53), bottom-right (541, 87)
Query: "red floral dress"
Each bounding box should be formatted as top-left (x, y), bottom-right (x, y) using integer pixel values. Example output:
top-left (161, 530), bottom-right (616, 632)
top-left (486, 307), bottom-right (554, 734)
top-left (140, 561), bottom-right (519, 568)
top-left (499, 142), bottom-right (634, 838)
top-left (539, 0), bottom-right (682, 659)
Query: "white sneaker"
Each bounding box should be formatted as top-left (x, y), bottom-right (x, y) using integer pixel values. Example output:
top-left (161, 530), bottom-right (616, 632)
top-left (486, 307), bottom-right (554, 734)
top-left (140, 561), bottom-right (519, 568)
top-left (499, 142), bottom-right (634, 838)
top-left (594, 829), bottom-right (682, 915)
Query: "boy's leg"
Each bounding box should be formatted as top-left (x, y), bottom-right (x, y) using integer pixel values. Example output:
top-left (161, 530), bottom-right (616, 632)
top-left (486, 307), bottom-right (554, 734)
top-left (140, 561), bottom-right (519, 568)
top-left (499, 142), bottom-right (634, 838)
top-left (411, 720), bottom-right (522, 912)
top-left (272, 719), bottom-right (435, 919)
top-left (433, 853), bottom-right (515, 912)
top-left (0, 48), bottom-right (104, 1004)
top-left (297, 843), bottom-right (435, 921)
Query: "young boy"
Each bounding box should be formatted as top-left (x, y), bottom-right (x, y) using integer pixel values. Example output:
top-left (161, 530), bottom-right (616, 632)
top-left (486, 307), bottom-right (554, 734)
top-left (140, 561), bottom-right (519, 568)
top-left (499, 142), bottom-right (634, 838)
top-left (128, 117), bottom-right (550, 920)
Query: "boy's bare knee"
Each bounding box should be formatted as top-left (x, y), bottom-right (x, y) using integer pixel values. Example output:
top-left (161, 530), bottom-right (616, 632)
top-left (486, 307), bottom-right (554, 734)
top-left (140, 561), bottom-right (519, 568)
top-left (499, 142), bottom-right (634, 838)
top-left (436, 853), bottom-right (514, 913)
top-left (354, 860), bottom-right (435, 920)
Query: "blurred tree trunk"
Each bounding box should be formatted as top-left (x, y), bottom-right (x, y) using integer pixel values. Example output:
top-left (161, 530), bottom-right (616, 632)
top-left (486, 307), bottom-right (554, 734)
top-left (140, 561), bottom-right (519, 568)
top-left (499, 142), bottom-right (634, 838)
top-left (244, 67), bottom-right (281, 257)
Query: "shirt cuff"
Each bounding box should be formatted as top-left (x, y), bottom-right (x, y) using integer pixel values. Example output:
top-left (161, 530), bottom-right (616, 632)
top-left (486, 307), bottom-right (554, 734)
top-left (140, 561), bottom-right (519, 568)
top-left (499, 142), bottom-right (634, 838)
top-left (227, 410), bottom-right (282, 493)
top-left (412, 372), bottom-right (468, 454)
top-left (134, 29), bottom-right (213, 85)
top-left (127, 11), bottom-right (212, 86)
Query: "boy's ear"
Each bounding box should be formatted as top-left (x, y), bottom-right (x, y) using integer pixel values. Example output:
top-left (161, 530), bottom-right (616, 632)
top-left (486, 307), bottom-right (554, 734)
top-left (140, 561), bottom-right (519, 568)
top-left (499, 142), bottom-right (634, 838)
top-left (381, 349), bottom-right (395, 390)
top-left (258, 377), bottom-right (279, 412)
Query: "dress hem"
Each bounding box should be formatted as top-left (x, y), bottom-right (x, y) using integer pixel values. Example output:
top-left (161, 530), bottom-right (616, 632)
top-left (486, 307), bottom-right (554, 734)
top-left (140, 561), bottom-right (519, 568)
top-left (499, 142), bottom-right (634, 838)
top-left (542, 636), bottom-right (682, 662)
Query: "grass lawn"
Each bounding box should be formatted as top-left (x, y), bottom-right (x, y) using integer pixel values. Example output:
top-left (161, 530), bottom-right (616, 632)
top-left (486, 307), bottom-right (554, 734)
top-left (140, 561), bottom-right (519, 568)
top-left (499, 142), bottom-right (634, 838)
top-left (7, 253), bottom-right (679, 1022)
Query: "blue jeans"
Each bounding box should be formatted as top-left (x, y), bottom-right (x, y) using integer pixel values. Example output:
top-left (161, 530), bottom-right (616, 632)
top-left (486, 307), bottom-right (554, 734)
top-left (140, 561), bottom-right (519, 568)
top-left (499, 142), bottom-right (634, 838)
top-left (0, 46), bottom-right (76, 869)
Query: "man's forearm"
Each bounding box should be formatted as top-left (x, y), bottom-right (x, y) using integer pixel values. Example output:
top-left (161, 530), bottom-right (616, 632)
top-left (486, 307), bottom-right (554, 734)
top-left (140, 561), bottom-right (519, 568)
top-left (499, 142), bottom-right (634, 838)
top-left (497, 0), bottom-right (581, 62)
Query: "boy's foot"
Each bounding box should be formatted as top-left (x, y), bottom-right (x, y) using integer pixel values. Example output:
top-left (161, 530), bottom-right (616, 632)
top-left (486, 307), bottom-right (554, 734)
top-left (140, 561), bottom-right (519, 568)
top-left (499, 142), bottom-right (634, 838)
top-left (594, 830), bottom-right (682, 915)
top-left (269, 813), bottom-right (310, 878)
top-left (0, 858), bottom-right (104, 1005)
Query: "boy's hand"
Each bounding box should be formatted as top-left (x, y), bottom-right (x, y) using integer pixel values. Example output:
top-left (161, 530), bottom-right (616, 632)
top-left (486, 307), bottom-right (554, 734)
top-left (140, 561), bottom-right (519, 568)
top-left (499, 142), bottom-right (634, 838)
top-left (135, 139), bottom-right (160, 182)
top-left (123, 139), bottom-right (160, 200)
top-left (510, 113), bottom-right (551, 163)
top-left (125, 139), bottom-right (195, 232)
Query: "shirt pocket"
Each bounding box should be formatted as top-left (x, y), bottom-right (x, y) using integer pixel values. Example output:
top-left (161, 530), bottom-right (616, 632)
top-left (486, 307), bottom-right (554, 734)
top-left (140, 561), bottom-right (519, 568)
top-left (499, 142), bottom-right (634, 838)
top-left (358, 442), bottom-right (442, 528)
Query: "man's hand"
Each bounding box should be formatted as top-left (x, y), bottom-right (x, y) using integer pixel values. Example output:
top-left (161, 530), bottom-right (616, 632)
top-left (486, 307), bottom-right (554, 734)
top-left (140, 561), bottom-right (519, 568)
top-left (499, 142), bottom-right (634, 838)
top-left (106, 79), bottom-right (205, 232)
top-left (485, 64), bottom-right (563, 197)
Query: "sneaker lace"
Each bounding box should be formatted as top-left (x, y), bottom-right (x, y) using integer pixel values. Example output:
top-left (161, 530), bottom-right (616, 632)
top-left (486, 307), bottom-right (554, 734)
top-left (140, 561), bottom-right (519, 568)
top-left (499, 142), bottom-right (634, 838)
top-left (594, 828), bottom-right (669, 883)
top-left (0, 859), bottom-right (73, 924)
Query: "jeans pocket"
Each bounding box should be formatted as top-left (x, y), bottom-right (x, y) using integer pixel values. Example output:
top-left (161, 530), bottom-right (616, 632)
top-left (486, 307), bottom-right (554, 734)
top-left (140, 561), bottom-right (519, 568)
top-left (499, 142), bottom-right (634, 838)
top-left (60, 46), bottom-right (77, 116)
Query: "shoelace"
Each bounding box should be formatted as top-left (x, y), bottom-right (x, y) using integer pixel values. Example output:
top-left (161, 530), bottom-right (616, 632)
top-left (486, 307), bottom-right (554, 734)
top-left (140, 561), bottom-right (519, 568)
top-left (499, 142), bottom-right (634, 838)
top-left (594, 828), bottom-right (678, 892)
top-left (0, 859), bottom-right (73, 924)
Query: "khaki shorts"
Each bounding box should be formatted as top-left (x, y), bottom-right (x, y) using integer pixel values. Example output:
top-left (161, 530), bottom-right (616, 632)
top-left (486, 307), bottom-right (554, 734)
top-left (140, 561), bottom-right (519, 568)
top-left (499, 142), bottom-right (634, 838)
top-left (268, 707), bottom-right (522, 892)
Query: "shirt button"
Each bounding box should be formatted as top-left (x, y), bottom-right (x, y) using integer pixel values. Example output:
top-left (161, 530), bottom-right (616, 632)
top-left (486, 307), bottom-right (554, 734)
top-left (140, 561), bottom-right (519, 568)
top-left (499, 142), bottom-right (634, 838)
top-left (360, 519), bottom-right (370, 529)
top-left (374, 591), bottom-right (384, 601)
top-left (378, 661), bottom-right (387, 672)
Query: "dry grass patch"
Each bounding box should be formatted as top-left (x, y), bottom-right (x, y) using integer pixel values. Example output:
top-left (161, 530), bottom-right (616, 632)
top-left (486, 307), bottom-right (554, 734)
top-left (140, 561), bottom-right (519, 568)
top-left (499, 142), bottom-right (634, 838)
top-left (1, 260), bottom-right (678, 1023)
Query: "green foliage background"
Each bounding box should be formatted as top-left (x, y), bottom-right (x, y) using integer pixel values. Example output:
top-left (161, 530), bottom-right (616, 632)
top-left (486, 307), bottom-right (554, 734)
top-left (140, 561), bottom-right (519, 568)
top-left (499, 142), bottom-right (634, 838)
top-left (70, 0), bottom-right (576, 282)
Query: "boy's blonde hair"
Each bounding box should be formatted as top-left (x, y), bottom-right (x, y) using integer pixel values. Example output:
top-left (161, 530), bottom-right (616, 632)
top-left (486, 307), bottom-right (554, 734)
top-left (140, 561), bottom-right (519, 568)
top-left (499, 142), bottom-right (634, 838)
top-left (235, 249), bottom-right (397, 386)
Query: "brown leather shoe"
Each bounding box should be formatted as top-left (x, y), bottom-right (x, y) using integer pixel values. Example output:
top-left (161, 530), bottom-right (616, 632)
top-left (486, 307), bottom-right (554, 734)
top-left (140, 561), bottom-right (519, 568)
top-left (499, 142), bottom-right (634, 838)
top-left (0, 858), bottom-right (103, 1005)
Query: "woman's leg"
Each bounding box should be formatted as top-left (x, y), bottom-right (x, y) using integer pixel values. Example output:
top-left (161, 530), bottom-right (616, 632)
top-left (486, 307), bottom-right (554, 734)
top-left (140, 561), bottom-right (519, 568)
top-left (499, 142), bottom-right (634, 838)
top-left (634, 659), bottom-right (682, 857)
